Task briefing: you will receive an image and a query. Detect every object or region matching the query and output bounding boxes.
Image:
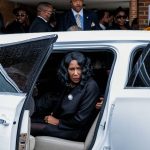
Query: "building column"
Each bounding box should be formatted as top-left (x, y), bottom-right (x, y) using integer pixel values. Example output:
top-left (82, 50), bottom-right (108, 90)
top-left (138, 0), bottom-right (150, 29)
top-left (129, 0), bottom-right (137, 25)
top-left (0, 0), bottom-right (16, 26)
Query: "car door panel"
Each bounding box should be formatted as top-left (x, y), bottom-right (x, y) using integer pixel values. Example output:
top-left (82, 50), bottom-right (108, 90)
top-left (19, 110), bottom-right (30, 150)
top-left (0, 34), bottom-right (57, 150)
top-left (110, 93), bottom-right (150, 150)
top-left (92, 43), bottom-right (150, 150)
top-left (0, 94), bottom-right (26, 150)
top-left (107, 43), bottom-right (150, 150)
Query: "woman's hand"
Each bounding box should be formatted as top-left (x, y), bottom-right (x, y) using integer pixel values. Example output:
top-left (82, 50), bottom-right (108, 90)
top-left (95, 97), bottom-right (104, 110)
top-left (44, 115), bottom-right (60, 125)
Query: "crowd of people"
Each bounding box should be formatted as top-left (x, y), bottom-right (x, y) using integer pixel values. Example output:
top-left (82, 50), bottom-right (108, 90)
top-left (0, 0), bottom-right (140, 34)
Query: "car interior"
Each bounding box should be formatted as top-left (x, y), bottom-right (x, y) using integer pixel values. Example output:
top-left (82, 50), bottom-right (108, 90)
top-left (30, 50), bottom-right (114, 150)
top-left (35, 51), bottom-right (114, 98)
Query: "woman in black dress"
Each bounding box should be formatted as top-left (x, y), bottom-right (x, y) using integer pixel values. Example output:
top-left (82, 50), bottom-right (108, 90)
top-left (31, 52), bottom-right (100, 141)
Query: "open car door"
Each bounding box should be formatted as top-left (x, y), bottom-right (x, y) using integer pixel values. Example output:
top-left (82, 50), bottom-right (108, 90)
top-left (0, 34), bottom-right (57, 150)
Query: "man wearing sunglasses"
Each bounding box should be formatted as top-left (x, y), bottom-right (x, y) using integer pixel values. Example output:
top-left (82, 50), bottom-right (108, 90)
top-left (5, 7), bottom-right (30, 33)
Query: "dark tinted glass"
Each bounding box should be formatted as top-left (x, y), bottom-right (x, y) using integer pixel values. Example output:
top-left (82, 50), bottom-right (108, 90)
top-left (127, 43), bottom-right (150, 87)
top-left (0, 35), bottom-right (57, 92)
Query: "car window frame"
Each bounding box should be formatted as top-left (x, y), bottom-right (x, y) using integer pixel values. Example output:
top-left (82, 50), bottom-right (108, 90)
top-left (127, 43), bottom-right (150, 88)
top-left (52, 43), bottom-right (117, 149)
top-left (128, 45), bottom-right (146, 78)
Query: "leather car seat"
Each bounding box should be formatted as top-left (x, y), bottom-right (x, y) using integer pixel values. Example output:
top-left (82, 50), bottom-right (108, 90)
top-left (33, 114), bottom-right (99, 150)
top-left (30, 135), bottom-right (35, 150)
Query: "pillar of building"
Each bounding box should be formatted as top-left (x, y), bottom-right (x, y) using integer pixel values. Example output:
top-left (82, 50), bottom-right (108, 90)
top-left (129, 0), bottom-right (137, 26)
top-left (138, 0), bottom-right (150, 29)
top-left (0, 0), bottom-right (16, 26)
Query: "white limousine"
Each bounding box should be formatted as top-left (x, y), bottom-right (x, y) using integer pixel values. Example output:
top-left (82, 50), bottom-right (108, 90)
top-left (0, 30), bottom-right (150, 150)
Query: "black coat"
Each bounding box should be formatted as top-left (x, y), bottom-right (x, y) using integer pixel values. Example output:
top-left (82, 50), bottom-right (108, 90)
top-left (29, 17), bottom-right (53, 32)
top-left (5, 21), bottom-right (29, 33)
top-left (31, 78), bottom-right (100, 141)
top-left (108, 23), bottom-right (131, 30)
top-left (58, 9), bottom-right (99, 31)
top-left (55, 78), bottom-right (100, 129)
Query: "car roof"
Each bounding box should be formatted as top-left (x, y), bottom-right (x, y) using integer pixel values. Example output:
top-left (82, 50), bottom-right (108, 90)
top-left (54, 30), bottom-right (150, 42)
top-left (0, 31), bottom-right (150, 45)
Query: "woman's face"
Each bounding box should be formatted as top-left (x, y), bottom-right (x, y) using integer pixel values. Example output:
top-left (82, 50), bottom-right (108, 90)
top-left (68, 60), bottom-right (82, 84)
top-left (16, 10), bottom-right (28, 24)
top-left (115, 11), bottom-right (126, 26)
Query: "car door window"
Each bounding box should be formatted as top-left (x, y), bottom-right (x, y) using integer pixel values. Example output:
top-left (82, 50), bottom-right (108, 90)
top-left (127, 43), bottom-right (150, 87)
top-left (37, 50), bottom-right (114, 98)
top-left (0, 35), bottom-right (57, 93)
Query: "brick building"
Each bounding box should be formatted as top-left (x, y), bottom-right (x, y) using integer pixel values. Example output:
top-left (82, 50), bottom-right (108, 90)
top-left (138, 0), bottom-right (150, 29)
top-left (0, 0), bottom-right (15, 26)
top-left (129, 0), bottom-right (150, 29)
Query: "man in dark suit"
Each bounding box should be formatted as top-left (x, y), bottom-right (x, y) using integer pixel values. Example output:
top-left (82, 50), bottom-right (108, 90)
top-left (29, 2), bottom-right (53, 32)
top-left (59, 0), bottom-right (99, 31)
top-left (98, 10), bottom-right (110, 30)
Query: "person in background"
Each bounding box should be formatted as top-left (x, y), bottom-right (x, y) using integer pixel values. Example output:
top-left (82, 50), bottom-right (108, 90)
top-left (97, 10), bottom-right (110, 30)
top-left (31, 52), bottom-right (100, 141)
top-left (48, 11), bottom-right (58, 31)
top-left (144, 25), bottom-right (150, 31)
top-left (67, 25), bottom-right (82, 31)
top-left (0, 13), bottom-right (4, 34)
top-left (108, 12), bottom-right (114, 29)
top-left (131, 18), bottom-right (139, 30)
top-left (29, 2), bottom-right (53, 32)
top-left (5, 7), bottom-right (30, 33)
top-left (58, 0), bottom-right (99, 31)
top-left (109, 7), bottom-right (131, 30)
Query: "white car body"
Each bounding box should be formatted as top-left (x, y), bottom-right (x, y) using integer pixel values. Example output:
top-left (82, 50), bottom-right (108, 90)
top-left (0, 31), bottom-right (150, 150)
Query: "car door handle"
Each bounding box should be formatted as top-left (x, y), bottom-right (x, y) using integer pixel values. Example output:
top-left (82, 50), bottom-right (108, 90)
top-left (0, 119), bottom-right (9, 126)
